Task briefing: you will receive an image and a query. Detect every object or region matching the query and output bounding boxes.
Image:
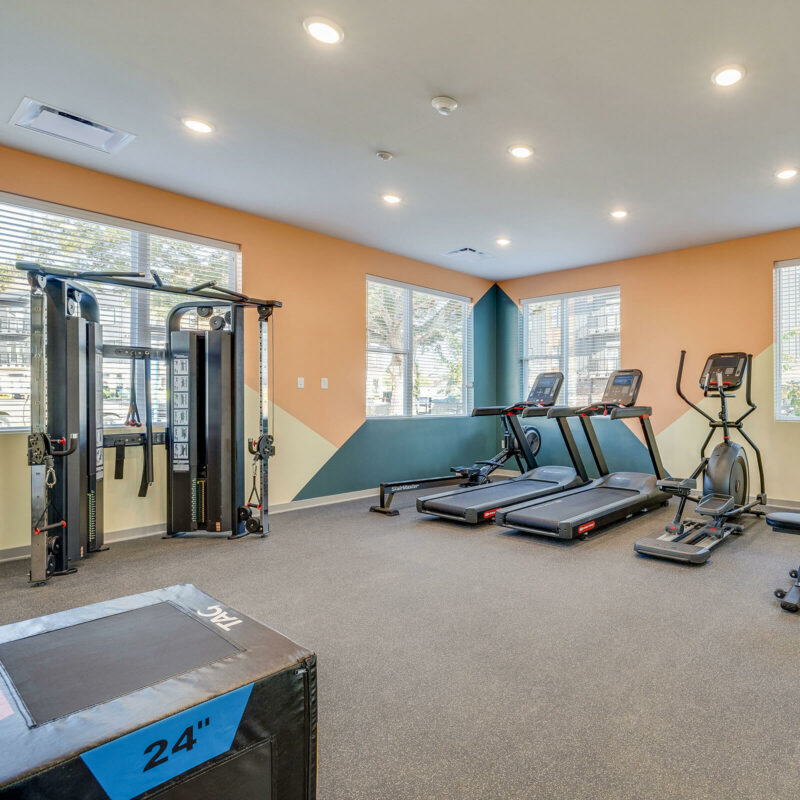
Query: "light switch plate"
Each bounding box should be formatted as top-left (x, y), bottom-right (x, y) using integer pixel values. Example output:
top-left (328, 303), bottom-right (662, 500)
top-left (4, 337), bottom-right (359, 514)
top-left (297, 377), bottom-right (304, 389)
top-left (321, 378), bottom-right (328, 389)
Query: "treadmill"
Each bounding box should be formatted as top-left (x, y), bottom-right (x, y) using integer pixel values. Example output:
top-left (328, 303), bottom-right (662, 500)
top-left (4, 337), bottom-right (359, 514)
top-left (493, 369), bottom-right (669, 539)
top-left (416, 372), bottom-right (589, 524)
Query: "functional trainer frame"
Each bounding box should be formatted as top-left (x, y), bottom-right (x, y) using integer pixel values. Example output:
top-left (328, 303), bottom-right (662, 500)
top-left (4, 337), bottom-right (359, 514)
top-left (18, 261), bottom-right (281, 584)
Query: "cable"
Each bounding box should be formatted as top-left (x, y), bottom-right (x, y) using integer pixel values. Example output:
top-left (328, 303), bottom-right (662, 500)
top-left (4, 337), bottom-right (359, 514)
top-left (269, 311), bottom-right (277, 444)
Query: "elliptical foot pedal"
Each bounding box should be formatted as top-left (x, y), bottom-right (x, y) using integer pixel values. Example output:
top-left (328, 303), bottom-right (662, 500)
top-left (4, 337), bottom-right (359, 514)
top-left (634, 537), bottom-right (711, 564)
top-left (695, 493), bottom-right (735, 517)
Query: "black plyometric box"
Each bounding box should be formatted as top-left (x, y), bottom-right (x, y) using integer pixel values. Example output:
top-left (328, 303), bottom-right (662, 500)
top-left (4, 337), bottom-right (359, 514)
top-left (0, 584), bottom-right (316, 799)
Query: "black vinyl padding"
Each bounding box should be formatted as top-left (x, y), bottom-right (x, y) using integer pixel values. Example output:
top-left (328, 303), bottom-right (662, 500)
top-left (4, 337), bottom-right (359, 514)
top-left (503, 487), bottom-right (638, 531)
top-left (153, 741), bottom-right (272, 799)
top-left (421, 479), bottom-right (555, 516)
top-left (767, 512), bottom-right (800, 532)
top-left (0, 602), bottom-right (240, 724)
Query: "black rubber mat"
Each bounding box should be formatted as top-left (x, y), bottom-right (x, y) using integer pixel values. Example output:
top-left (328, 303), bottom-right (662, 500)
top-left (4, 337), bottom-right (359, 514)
top-left (0, 602), bottom-right (240, 724)
top-left (504, 487), bottom-right (637, 531)
top-left (421, 479), bottom-right (555, 516)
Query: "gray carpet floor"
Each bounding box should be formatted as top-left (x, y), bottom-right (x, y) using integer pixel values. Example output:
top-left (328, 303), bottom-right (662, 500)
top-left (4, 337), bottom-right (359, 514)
top-left (2, 493), bottom-right (800, 800)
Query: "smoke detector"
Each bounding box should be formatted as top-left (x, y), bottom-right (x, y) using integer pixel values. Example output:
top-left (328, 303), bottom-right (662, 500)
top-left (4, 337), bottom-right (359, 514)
top-left (10, 97), bottom-right (135, 154)
top-left (375, 150), bottom-right (393, 161)
top-left (431, 96), bottom-right (458, 116)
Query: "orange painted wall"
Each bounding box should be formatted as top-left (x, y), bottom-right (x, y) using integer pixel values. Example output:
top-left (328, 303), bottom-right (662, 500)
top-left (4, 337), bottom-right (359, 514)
top-left (0, 145), bottom-right (492, 449)
top-left (499, 229), bottom-right (800, 434)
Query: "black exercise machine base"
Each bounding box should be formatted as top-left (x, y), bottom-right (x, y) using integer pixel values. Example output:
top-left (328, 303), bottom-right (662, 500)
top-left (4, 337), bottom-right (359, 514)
top-left (634, 536), bottom-right (714, 565)
top-left (369, 505), bottom-right (400, 516)
top-left (775, 568), bottom-right (800, 612)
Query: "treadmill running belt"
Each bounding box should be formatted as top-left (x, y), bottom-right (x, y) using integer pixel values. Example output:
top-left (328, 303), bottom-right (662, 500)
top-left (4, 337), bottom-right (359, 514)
top-left (422, 479), bottom-right (556, 515)
top-left (503, 487), bottom-right (637, 531)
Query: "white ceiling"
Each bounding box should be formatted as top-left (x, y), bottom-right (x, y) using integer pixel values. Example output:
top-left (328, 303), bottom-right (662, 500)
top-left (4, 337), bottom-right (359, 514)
top-left (1, 0), bottom-right (799, 280)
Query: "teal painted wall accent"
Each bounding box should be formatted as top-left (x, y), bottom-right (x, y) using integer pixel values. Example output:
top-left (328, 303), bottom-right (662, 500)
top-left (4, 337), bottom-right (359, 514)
top-left (473, 284), bottom-right (497, 408)
top-left (294, 286), bottom-right (500, 500)
top-left (495, 286), bottom-right (520, 405)
top-left (294, 284), bottom-right (656, 501)
top-left (294, 415), bottom-right (499, 499)
top-left (528, 416), bottom-right (658, 479)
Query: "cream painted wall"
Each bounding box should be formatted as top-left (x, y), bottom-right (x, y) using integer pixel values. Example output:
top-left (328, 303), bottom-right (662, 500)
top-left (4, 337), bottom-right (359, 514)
top-left (0, 431), bottom-right (167, 553)
top-left (0, 387), bottom-right (270, 555)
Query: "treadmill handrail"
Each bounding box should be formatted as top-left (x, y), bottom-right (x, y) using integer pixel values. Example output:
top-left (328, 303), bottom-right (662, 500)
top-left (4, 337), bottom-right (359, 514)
top-left (472, 400), bottom-right (546, 417)
top-left (546, 406), bottom-right (585, 418)
top-left (609, 405), bottom-right (653, 419)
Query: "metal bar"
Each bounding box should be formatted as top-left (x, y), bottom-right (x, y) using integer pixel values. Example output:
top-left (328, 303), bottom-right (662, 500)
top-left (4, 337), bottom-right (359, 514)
top-left (578, 414), bottom-right (609, 476)
top-left (639, 415), bottom-right (666, 480)
top-left (504, 412), bottom-right (538, 471)
top-left (17, 262), bottom-right (281, 308)
top-left (675, 350), bottom-right (715, 423)
top-left (555, 416), bottom-right (589, 483)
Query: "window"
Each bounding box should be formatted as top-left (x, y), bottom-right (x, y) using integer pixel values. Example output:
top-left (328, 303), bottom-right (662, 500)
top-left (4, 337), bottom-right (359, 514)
top-left (774, 259), bottom-right (800, 420)
top-left (366, 276), bottom-right (472, 417)
top-left (0, 193), bottom-right (239, 429)
top-left (521, 287), bottom-right (620, 406)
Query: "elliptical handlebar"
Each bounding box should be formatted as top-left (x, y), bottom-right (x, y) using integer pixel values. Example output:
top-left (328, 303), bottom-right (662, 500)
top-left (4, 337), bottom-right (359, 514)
top-left (732, 353), bottom-right (758, 425)
top-left (677, 349), bottom-right (716, 423)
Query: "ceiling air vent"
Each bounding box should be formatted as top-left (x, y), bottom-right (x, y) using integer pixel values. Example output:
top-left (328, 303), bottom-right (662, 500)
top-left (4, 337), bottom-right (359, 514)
top-left (9, 97), bottom-right (136, 154)
top-left (444, 247), bottom-right (492, 262)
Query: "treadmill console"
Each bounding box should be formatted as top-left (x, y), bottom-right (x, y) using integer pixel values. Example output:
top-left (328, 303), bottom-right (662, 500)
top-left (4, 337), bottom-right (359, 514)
top-left (526, 372), bottom-right (564, 407)
top-left (600, 369), bottom-right (642, 407)
top-left (699, 352), bottom-right (747, 390)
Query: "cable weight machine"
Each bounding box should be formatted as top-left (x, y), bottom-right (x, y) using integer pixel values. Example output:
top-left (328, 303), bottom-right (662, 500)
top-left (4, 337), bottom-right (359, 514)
top-left (18, 261), bottom-right (281, 585)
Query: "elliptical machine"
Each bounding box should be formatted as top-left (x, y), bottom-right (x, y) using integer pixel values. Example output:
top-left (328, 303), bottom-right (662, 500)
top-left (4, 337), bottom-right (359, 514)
top-left (634, 351), bottom-right (766, 564)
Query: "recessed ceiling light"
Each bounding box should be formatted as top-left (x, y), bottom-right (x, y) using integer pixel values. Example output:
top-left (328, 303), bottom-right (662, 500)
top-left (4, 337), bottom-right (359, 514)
top-left (508, 145), bottom-right (534, 159)
top-left (303, 17), bottom-right (344, 44)
top-left (182, 118), bottom-right (214, 134)
top-left (496, 238), bottom-right (511, 247)
top-left (776, 167), bottom-right (798, 180)
top-left (382, 194), bottom-right (402, 204)
top-left (610, 209), bottom-right (628, 219)
top-left (712, 65), bottom-right (745, 87)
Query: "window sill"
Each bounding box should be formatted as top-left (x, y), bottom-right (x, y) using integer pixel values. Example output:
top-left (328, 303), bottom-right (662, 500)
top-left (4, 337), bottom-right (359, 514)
top-left (366, 414), bottom-right (472, 421)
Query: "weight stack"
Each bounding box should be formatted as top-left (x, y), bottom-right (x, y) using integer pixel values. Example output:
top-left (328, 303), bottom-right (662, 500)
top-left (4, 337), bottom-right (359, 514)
top-left (0, 584), bottom-right (316, 799)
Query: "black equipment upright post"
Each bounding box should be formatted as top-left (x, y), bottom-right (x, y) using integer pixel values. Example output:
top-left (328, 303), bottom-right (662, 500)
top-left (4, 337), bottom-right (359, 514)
top-left (634, 351), bottom-right (766, 565)
top-left (165, 299), bottom-right (274, 539)
top-left (26, 270), bottom-right (104, 584)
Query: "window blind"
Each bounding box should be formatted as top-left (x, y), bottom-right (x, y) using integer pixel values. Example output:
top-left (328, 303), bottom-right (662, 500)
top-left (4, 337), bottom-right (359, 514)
top-left (366, 277), bottom-right (472, 417)
top-left (521, 287), bottom-right (620, 406)
top-left (774, 259), bottom-right (800, 420)
top-left (0, 195), bottom-right (239, 429)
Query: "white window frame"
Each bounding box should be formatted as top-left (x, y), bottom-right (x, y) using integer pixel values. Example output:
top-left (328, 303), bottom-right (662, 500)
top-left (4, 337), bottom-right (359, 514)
top-left (520, 285), bottom-right (621, 406)
top-left (774, 258), bottom-right (800, 421)
top-left (366, 275), bottom-right (473, 419)
top-left (0, 191), bottom-right (240, 432)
